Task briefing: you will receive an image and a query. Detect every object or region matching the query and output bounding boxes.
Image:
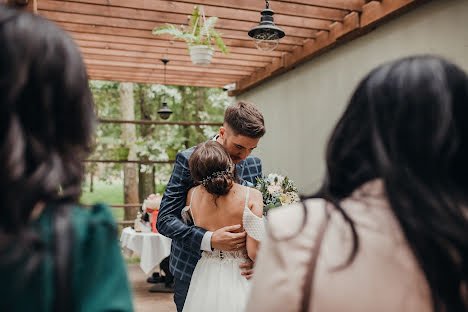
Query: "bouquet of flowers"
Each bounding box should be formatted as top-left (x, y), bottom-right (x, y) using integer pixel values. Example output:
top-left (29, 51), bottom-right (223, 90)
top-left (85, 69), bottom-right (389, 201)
top-left (255, 173), bottom-right (300, 213)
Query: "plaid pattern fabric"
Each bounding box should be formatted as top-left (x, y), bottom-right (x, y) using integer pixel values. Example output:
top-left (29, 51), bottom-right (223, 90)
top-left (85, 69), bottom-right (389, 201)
top-left (156, 145), bottom-right (262, 281)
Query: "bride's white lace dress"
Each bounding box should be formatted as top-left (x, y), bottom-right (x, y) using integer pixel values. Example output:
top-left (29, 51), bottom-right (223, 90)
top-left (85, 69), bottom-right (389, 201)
top-left (181, 187), bottom-right (264, 312)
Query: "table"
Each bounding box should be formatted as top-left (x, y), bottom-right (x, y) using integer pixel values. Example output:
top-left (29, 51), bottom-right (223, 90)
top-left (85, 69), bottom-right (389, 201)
top-left (120, 227), bottom-right (171, 275)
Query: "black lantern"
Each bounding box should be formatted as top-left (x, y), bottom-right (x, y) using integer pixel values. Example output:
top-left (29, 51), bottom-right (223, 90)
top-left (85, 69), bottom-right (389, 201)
top-left (157, 58), bottom-right (173, 120)
top-left (248, 0), bottom-right (285, 52)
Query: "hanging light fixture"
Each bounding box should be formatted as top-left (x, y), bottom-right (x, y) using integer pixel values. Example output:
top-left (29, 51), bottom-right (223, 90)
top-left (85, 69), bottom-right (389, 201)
top-left (157, 58), bottom-right (173, 120)
top-left (248, 0), bottom-right (285, 52)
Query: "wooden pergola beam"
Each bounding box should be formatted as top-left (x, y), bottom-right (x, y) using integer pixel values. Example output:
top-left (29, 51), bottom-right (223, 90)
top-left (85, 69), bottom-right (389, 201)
top-left (230, 12), bottom-right (359, 95)
top-left (76, 40), bottom-right (276, 63)
top-left (39, 9), bottom-right (306, 45)
top-left (91, 75), bottom-right (226, 87)
top-left (87, 71), bottom-right (239, 86)
top-left (31, 0), bottom-right (430, 90)
top-left (45, 0), bottom-right (331, 30)
top-left (88, 68), bottom-right (234, 86)
top-left (88, 73), bottom-right (234, 86)
top-left (275, 0), bottom-right (365, 11)
top-left (89, 77), bottom-right (231, 87)
top-left (360, 0), bottom-right (430, 27)
top-left (58, 21), bottom-right (294, 53)
top-left (39, 0), bottom-right (331, 34)
top-left (173, 0), bottom-right (349, 21)
top-left (80, 48), bottom-right (271, 67)
top-left (60, 0), bottom-right (348, 23)
top-left (84, 59), bottom-right (249, 76)
top-left (73, 38), bottom-right (283, 60)
top-left (68, 31), bottom-right (285, 58)
top-left (83, 54), bottom-right (258, 73)
top-left (87, 64), bottom-right (243, 77)
top-left (230, 0), bottom-right (430, 95)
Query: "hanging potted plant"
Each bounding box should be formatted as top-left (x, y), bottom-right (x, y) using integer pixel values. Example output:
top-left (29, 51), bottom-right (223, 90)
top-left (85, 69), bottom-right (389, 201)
top-left (152, 5), bottom-right (229, 65)
top-left (115, 143), bottom-right (130, 161)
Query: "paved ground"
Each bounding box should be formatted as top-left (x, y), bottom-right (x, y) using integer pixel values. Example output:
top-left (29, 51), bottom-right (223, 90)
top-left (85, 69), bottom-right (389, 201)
top-left (127, 264), bottom-right (176, 312)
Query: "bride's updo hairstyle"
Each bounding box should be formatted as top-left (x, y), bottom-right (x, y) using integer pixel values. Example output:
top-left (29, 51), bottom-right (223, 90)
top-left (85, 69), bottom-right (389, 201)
top-left (189, 141), bottom-right (236, 196)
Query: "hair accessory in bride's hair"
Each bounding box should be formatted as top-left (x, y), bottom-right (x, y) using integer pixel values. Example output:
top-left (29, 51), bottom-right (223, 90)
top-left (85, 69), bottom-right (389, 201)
top-left (201, 164), bottom-right (233, 187)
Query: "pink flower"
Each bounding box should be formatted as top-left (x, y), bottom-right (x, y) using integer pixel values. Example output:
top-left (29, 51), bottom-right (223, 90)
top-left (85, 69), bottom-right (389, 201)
top-left (144, 193), bottom-right (162, 211)
top-left (267, 185), bottom-right (282, 195)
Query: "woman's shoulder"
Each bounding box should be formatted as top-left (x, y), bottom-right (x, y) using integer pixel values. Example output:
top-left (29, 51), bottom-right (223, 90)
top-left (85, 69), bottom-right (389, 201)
top-left (266, 198), bottom-right (328, 240)
top-left (248, 187), bottom-right (262, 199)
top-left (70, 203), bottom-right (134, 311)
top-left (70, 203), bottom-right (118, 241)
top-left (72, 202), bottom-right (116, 224)
top-left (186, 186), bottom-right (200, 205)
top-left (40, 202), bottom-right (116, 226)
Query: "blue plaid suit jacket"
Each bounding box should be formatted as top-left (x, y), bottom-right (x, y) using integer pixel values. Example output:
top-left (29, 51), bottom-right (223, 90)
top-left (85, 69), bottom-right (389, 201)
top-left (156, 145), bottom-right (262, 281)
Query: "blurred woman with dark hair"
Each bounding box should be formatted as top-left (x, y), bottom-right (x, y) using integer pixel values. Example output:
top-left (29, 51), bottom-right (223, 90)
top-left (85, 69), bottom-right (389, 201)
top-left (246, 55), bottom-right (468, 312)
top-left (0, 4), bottom-right (133, 311)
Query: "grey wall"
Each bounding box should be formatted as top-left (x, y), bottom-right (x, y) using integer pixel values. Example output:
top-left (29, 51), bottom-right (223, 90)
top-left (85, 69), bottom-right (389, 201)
top-left (239, 0), bottom-right (468, 194)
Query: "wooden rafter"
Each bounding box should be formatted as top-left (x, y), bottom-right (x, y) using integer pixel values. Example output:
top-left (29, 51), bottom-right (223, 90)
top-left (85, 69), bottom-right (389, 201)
top-left (32, 0), bottom-right (430, 89)
top-left (230, 0), bottom-right (431, 95)
top-left (275, 1), bottom-right (366, 12)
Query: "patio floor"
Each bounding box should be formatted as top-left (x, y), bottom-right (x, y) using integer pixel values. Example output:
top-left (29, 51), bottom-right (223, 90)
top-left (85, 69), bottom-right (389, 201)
top-left (127, 263), bottom-right (176, 312)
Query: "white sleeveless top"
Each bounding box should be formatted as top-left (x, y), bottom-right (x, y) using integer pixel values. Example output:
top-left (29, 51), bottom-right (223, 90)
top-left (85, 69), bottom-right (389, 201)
top-left (181, 186), bottom-right (265, 242)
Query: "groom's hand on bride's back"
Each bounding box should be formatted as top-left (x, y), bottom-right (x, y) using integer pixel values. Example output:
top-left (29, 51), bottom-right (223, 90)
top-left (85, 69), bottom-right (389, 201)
top-left (211, 224), bottom-right (247, 251)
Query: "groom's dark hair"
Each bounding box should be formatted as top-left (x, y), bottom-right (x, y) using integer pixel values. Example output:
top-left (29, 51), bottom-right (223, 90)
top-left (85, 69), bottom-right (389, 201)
top-left (224, 101), bottom-right (265, 138)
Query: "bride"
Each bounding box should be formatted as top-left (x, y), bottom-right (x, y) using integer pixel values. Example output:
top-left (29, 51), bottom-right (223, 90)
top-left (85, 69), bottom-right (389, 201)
top-left (181, 141), bottom-right (264, 312)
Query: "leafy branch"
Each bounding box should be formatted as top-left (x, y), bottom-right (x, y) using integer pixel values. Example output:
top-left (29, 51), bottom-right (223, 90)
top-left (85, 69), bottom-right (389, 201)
top-left (152, 5), bottom-right (229, 54)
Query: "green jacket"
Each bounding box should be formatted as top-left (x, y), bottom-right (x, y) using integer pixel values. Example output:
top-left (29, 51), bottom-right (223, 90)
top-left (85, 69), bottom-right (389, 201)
top-left (0, 203), bottom-right (134, 311)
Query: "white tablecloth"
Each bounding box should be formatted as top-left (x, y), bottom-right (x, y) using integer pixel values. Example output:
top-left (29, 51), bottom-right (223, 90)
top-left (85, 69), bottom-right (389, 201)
top-left (120, 227), bottom-right (171, 275)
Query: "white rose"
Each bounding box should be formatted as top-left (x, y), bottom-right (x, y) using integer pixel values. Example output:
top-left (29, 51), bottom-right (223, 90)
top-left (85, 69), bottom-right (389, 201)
top-left (267, 185), bottom-right (282, 195)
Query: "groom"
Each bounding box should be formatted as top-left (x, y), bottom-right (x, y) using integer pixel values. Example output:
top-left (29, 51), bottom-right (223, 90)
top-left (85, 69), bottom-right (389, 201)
top-left (157, 101), bottom-right (265, 312)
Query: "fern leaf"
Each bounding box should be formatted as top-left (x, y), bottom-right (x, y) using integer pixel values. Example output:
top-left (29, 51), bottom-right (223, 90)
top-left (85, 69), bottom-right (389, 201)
top-left (214, 34), bottom-right (229, 55)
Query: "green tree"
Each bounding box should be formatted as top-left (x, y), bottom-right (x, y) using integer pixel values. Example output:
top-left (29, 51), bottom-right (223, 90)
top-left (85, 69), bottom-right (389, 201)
top-left (89, 81), bottom-right (122, 182)
top-left (87, 81), bottom-right (231, 209)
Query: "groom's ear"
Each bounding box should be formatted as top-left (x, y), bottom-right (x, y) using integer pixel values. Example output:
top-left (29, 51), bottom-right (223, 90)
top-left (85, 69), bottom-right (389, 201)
top-left (219, 126), bottom-right (226, 139)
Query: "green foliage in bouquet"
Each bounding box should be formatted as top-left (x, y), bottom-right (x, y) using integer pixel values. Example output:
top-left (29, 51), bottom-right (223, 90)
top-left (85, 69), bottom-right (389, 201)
top-left (152, 5), bottom-right (229, 54)
top-left (255, 174), bottom-right (299, 213)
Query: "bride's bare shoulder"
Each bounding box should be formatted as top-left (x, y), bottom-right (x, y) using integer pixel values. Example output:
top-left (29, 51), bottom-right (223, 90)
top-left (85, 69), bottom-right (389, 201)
top-left (229, 183), bottom-right (245, 195)
top-left (185, 186), bottom-right (200, 205)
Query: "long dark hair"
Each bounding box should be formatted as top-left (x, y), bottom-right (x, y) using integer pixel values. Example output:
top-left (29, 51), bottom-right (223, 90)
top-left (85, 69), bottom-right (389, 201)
top-left (0, 5), bottom-right (95, 268)
top-left (309, 56), bottom-right (468, 311)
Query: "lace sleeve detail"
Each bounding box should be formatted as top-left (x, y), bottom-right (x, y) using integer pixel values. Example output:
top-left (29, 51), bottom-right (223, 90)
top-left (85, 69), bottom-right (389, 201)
top-left (181, 206), bottom-right (193, 225)
top-left (243, 206), bottom-right (265, 241)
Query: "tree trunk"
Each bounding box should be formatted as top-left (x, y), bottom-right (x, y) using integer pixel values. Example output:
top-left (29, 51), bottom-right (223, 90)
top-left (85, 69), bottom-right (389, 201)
top-left (152, 165), bottom-right (156, 194)
top-left (139, 167), bottom-right (155, 199)
top-left (90, 170), bottom-right (94, 193)
top-left (137, 85), bottom-right (156, 201)
top-left (196, 87), bottom-right (205, 137)
top-left (119, 82), bottom-right (139, 221)
top-left (179, 86), bottom-right (191, 149)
